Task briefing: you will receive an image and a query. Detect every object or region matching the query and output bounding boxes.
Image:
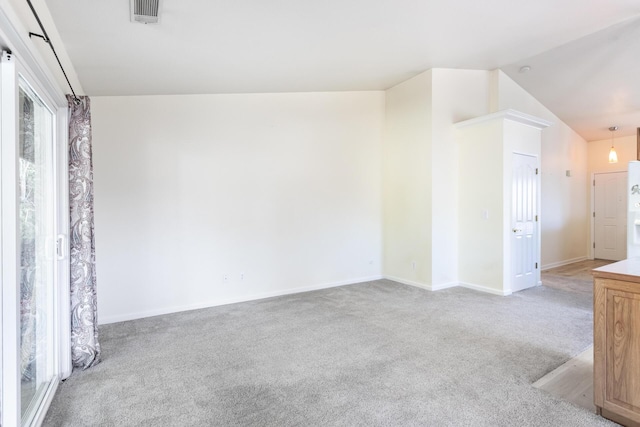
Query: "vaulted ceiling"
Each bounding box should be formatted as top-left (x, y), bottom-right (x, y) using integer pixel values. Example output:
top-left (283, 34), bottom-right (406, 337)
top-left (45, 0), bottom-right (640, 141)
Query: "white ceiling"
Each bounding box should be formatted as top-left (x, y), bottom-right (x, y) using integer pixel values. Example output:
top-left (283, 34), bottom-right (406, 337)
top-left (502, 15), bottom-right (640, 141)
top-left (45, 0), bottom-right (640, 141)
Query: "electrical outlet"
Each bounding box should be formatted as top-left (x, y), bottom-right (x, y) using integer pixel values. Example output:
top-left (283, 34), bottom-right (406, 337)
top-left (412, 261), bottom-right (416, 271)
top-left (240, 272), bottom-right (244, 281)
top-left (223, 274), bottom-right (229, 283)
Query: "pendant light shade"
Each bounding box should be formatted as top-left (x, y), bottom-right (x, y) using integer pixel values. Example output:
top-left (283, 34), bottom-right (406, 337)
top-left (608, 126), bottom-right (618, 164)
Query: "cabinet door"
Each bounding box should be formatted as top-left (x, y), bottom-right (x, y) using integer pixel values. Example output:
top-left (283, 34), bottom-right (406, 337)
top-left (603, 286), bottom-right (640, 422)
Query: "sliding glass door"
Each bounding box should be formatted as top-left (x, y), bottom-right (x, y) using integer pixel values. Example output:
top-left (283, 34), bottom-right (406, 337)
top-left (1, 45), bottom-right (70, 427)
top-left (18, 79), bottom-right (56, 425)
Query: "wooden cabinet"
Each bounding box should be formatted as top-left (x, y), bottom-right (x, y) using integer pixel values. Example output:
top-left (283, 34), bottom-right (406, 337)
top-left (593, 259), bottom-right (640, 427)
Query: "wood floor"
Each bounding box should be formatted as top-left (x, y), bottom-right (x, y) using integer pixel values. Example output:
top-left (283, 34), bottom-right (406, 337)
top-left (534, 259), bottom-right (613, 414)
top-left (533, 346), bottom-right (596, 413)
top-left (541, 259), bottom-right (613, 295)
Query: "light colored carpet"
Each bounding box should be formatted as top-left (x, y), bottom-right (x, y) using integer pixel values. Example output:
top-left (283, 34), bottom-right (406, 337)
top-left (44, 280), bottom-right (614, 426)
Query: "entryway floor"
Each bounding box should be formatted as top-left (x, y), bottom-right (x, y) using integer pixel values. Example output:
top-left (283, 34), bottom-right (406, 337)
top-left (535, 259), bottom-right (614, 414)
top-left (541, 259), bottom-right (613, 295)
top-left (533, 346), bottom-right (595, 413)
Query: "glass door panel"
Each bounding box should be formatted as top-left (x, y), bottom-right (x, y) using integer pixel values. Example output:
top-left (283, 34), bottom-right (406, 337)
top-left (18, 78), bottom-right (55, 424)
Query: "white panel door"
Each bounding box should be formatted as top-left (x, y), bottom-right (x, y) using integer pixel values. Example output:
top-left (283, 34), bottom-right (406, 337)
top-left (511, 153), bottom-right (538, 292)
top-left (594, 172), bottom-right (627, 261)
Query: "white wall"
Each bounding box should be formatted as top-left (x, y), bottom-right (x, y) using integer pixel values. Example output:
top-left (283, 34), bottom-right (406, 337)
top-left (93, 69), bottom-right (593, 322)
top-left (382, 71), bottom-right (432, 286)
top-left (92, 91), bottom-right (384, 323)
top-left (494, 70), bottom-right (589, 269)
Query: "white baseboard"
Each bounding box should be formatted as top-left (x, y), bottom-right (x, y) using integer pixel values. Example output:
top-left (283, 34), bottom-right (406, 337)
top-left (541, 256), bottom-right (588, 271)
top-left (384, 276), bottom-right (509, 296)
top-left (383, 275), bottom-right (457, 292)
top-left (458, 282), bottom-right (511, 296)
top-left (99, 275), bottom-right (383, 325)
top-left (432, 281), bottom-right (458, 291)
top-left (383, 275), bottom-right (431, 290)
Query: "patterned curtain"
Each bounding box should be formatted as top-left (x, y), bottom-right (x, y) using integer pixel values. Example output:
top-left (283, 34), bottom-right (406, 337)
top-left (20, 90), bottom-right (37, 381)
top-left (67, 95), bottom-right (101, 369)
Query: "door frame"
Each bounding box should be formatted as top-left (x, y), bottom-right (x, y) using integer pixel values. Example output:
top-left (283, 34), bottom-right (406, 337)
top-left (590, 170), bottom-right (627, 260)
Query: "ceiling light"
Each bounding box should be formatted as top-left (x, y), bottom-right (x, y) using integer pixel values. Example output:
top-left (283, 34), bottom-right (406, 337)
top-left (519, 66), bottom-right (532, 73)
top-left (609, 126), bottom-right (619, 164)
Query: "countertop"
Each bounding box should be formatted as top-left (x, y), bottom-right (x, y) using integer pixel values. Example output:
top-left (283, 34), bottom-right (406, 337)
top-left (592, 257), bottom-right (640, 283)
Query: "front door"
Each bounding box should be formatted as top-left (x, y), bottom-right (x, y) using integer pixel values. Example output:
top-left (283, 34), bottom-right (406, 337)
top-left (511, 153), bottom-right (539, 292)
top-left (594, 171), bottom-right (627, 261)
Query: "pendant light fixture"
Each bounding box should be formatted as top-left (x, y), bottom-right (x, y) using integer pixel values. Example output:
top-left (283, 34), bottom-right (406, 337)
top-left (609, 126), bottom-right (619, 163)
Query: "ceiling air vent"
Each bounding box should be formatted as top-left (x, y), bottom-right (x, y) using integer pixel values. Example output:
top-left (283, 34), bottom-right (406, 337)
top-left (131, 0), bottom-right (162, 24)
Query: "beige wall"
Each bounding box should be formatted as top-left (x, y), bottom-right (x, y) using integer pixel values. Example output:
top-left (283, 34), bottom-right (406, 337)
top-left (587, 134), bottom-right (637, 258)
top-left (457, 114), bottom-right (545, 295)
top-left (382, 71), bottom-right (433, 286)
top-left (457, 119), bottom-right (505, 291)
top-left (383, 68), bottom-right (587, 288)
top-left (92, 91), bottom-right (385, 323)
top-left (588, 134), bottom-right (636, 174)
top-left (430, 69), bottom-right (491, 287)
top-left (382, 69), bottom-right (491, 289)
top-left (494, 70), bottom-right (589, 269)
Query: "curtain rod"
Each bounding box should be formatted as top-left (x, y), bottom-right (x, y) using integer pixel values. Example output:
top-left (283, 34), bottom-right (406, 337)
top-left (25, 0), bottom-right (80, 104)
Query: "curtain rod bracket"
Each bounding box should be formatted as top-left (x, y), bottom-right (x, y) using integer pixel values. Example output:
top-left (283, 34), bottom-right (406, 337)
top-left (28, 32), bottom-right (49, 43)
